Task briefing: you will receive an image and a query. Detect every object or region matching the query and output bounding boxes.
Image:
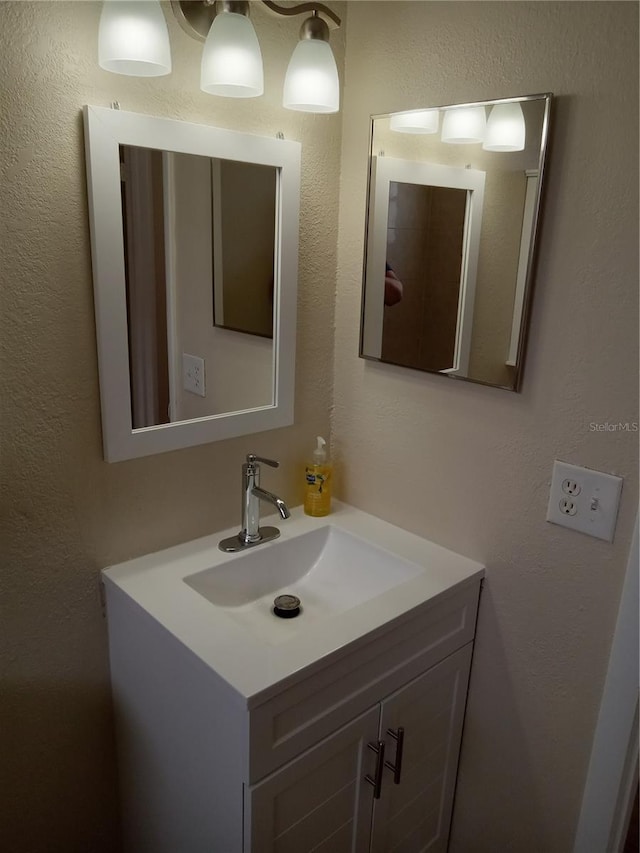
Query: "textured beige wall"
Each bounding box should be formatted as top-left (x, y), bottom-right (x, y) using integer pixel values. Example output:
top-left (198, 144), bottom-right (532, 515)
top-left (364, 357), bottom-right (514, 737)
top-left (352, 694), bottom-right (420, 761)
top-left (2, 1), bottom-right (638, 851)
top-left (335, 3), bottom-right (638, 852)
top-left (0, 1), bottom-right (344, 849)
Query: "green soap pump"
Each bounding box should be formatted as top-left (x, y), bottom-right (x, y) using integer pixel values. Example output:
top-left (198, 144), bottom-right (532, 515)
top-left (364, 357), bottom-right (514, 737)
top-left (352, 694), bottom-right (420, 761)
top-left (304, 436), bottom-right (332, 517)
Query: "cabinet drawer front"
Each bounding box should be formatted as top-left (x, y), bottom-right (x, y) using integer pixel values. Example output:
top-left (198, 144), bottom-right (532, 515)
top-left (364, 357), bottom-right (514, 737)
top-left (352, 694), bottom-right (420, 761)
top-left (249, 582), bottom-right (480, 782)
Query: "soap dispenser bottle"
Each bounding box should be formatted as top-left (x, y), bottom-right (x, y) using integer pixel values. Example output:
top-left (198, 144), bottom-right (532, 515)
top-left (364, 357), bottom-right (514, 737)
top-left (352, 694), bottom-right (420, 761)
top-left (304, 436), bottom-right (332, 517)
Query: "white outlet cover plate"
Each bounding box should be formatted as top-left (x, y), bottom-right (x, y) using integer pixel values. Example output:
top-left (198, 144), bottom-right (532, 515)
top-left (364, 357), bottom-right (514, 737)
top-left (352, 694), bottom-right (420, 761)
top-left (182, 353), bottom-right (206, 397)
top-left (546, 460), bottom-right (623, 542)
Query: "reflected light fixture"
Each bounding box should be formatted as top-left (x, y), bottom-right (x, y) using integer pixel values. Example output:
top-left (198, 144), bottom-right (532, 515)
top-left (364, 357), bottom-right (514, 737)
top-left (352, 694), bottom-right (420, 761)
top-left (390, 109), bottom-right (440, 134)
top-left (98, 0), bottom-right (341, 113)
top-left (441, 105), bottom-right (486, 144)
top-left (99, 0), bottom-right (171, 76)
top-left (483, 102), bottom-right (526, 151)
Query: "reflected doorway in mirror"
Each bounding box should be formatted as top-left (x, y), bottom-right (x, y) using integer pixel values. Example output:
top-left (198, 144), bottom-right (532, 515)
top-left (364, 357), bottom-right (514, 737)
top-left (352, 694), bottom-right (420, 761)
top-left (362, 158), bottom-right (485, 379)
top-left (383, 182), bottom-right (471, 374)
top-left (120, 145), bottom-right (277, 429)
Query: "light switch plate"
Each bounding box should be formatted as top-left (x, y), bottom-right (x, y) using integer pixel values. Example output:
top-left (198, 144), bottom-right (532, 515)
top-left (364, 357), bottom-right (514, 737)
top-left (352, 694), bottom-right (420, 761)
top-left (546, 461), bottom-right (623, 542)
top-left (182, 353), bottom-right (206, 397)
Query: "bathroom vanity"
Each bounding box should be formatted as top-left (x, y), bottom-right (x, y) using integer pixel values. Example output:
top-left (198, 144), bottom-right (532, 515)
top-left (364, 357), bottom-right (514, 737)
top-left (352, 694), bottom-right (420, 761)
top-left (103, 503), bottom-right (484, 852)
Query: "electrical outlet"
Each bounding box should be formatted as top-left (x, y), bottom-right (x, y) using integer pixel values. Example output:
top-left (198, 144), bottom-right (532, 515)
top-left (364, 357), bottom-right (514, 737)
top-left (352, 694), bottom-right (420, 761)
top-left (547, 461), bottom-right (623, 542)
top-left (559, 497), bottom-right (577, 516)
top-left (182, 353), bottom-right (206, 397)
top-left (562, 478), bottom-right (581, 496)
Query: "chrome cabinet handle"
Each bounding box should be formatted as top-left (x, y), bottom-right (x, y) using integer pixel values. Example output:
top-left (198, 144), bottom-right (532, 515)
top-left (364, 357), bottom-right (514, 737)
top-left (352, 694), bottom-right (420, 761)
top-left (384, 727), bottom-right (404, 785)
top-left (365, 740), bottom-right (386, 799)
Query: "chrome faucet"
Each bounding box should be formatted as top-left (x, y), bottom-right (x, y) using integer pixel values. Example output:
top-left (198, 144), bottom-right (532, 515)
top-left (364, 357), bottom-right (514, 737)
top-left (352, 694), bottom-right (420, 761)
top-left (219, 454), bottom-right (291, 552)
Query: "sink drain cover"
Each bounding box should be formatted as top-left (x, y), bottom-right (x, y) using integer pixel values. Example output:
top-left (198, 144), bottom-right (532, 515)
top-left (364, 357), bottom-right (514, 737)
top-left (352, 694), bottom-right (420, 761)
top-left (273, 594), bottom-right (301, 618)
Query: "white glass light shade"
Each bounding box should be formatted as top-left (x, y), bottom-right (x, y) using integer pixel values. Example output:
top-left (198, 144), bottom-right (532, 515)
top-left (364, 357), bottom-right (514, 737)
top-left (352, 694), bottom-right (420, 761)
top-left (483, 102), bottom-right (526, 151)
top-left (98, 0), bottom-right (171, 77)
top-left (441, 106), bottom-right (486, 144)
top-left (283, 39), bottom-right (339, 113)
top-left (201, 11), bottom-right (263, 98)
top-left (390, 110), bottom-right (439, 134)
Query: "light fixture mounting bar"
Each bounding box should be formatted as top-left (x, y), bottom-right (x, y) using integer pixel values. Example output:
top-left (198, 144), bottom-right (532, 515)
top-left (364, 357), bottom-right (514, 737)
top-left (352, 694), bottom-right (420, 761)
top-left (262, 1), bottom-right (341, 29)
top-left (171, 1), bottom-right (217, 42)
top-left (171, 0), bottom-right (341, 42)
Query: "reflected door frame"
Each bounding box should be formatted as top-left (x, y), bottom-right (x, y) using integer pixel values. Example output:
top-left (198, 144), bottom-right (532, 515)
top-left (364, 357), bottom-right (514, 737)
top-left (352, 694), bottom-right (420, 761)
top-left (121, 145), bottom-right (170, 428)
top-left (162, 151), bottom-right (181, 424)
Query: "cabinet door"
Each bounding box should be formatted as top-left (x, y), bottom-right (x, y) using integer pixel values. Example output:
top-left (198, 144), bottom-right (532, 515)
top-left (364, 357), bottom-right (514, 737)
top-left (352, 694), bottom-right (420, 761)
top-left (371, 643), bottom-right (473, 853)
top-left (245, 706), bottom-right (380, 853)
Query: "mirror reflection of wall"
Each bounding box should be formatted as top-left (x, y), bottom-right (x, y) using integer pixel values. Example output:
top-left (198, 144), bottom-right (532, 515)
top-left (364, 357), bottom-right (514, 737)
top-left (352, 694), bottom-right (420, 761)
top-left (120, 145), bottom-right (276, 429)
top-left (361, 94), bottom-right (551, 391)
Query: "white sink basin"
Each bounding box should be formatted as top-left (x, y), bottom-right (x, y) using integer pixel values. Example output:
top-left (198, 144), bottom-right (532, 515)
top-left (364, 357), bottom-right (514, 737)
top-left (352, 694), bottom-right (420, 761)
top-left (103, 502), bottom-right (484, 701)
top-left (184, 525), bottom-right (424, 641)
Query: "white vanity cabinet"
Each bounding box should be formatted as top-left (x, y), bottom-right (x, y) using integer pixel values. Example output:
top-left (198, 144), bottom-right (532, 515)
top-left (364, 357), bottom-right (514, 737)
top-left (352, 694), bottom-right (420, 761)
top-left (246, 643), bottom-right (473, 853)
top-left (105, 571), bottom-right (481, 853)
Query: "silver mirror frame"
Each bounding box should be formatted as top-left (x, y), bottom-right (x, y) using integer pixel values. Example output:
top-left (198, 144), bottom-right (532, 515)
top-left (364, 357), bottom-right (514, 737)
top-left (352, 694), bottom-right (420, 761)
top-left (83, 106), bottom-right (301, 461)
top-left (359, 93), bottom-right (553, 392)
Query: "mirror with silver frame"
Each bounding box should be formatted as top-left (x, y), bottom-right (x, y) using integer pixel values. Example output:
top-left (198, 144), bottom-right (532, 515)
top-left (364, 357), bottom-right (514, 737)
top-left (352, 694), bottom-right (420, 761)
top-left (360, 93), bottom-right (552, 390)
top-left (84, 106), bottom-right (300, 462)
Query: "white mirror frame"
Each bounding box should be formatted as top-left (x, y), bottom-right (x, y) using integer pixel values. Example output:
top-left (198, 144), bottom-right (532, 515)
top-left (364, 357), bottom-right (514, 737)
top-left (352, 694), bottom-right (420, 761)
top-left (362, 156), bottom-right (485, 375)
top-left (83, 106), bottom-right (300, 462)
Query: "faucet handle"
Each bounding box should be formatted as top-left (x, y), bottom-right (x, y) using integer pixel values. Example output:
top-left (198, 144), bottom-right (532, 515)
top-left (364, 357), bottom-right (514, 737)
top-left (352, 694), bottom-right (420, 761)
top-left (246, 454), bottom-right (279, 469)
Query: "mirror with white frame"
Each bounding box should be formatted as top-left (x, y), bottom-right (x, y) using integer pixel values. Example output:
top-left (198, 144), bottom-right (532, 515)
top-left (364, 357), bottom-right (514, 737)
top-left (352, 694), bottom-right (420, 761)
top-left (84, 106), bottom-right (300, 461)
top-left (360, 94), bottom-right (552, 390)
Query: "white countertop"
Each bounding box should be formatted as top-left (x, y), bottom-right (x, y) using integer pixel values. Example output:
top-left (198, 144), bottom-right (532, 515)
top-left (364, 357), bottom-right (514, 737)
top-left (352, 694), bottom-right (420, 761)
top-left (102, 502), bottom-right (484, 708)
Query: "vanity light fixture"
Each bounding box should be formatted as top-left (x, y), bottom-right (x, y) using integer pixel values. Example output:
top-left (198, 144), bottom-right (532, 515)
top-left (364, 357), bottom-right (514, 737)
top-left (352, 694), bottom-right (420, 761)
top-left (483, 102), bottom-right (526, 151)
top-left (441, 105), bottom-right (487, 144)
top-left (98, 0), bottom-right (341, 113)
top-left (200, 2), bottom-right (264, 97)
top-left (389, 109), bottom-right (440, 134)
top-left (98, 0), bottom-right (172, 76)
top-left (282, 12), bottom-right (339, 113)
